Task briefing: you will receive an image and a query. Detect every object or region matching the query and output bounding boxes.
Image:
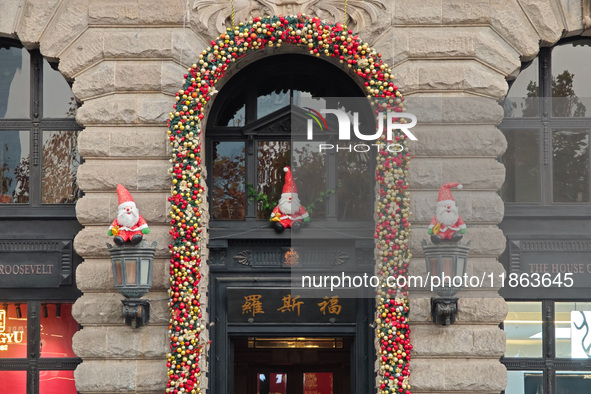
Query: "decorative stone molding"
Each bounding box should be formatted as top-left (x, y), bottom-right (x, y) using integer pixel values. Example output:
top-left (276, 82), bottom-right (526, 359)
top-left (190, 0), bottom-right (390, 42)
top-left (584, 0), bottom-right (591, 29)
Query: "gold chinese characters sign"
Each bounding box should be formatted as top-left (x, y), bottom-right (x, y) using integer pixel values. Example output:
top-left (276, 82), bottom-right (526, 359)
top-left (227, 288), bottom-right (354, 323)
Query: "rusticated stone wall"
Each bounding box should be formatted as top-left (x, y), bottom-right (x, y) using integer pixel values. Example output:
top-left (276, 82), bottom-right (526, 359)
top-left (0, 0), bottom-right (587, 393)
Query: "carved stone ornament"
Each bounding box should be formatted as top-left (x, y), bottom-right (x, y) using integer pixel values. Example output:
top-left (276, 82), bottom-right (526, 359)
top-left (190, 0), bottom-right (391, 43)
top-left (234, 250), bottom-right (252, 266)
top-left (585, 0), bottom-right (591, 30)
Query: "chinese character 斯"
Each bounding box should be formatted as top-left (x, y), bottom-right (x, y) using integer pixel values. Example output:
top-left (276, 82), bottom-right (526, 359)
top-left (277, 294), bottom-right (304, 316)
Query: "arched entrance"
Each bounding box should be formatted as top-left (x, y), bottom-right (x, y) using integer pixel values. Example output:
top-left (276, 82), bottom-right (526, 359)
top-left (167, 15), bottom-right (412, 394)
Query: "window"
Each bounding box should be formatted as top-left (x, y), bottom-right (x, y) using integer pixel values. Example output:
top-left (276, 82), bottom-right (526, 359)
top-left (0, 41), bottom-right (82, 394)
top-left (0, 40), bottom-right (81, 217)
top-left (503, 301), bottom-right (591, 394)
top-left (501, 41), bottom-right (591, 208)
top-left (500, 39), bottom-right (591, 394)
top-left (0, 302), bottom-right (79, 394)
top-left (207, 54), bottom-right (373, 233)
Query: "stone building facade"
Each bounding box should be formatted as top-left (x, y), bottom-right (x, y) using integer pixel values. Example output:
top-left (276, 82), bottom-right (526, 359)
top-left (0, 0), bottom-right (589, 393)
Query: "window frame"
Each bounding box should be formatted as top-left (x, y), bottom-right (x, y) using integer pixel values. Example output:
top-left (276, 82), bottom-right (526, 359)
top-left (206, 54), bottom-right (375, 239)
top-left (501, 42), bottom-right (591, 216)
top-left (502, 299), bottom-right (591, 394)
top-left (0, 39), bottom-right (81, 219)
top-left (0, 301), bottom-right (81, 394)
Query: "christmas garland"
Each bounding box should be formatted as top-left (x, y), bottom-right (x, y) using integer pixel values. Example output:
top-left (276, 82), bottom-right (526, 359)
top-left (166, 14), bottom-right (412, 394)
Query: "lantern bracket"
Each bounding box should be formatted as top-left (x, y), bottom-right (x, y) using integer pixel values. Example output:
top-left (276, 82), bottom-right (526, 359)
top-left (121, 299), bottom-right (150, 328)
top-left (431, 297), bottom-right (458, 326)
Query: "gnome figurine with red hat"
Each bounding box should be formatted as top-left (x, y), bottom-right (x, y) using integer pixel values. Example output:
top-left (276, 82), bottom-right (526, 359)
top-left (428, 182), bottom-right (466, 244)
top-left (108, 184), bottom-right (150, 245)
top-left (270, 167), bottom-right (310, 233)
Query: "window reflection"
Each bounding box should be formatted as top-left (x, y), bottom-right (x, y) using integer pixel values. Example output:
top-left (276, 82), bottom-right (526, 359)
top-left (43, 60), bottom-right (76, 118)
top-left (504, 58), bottom-right (539, 118)
top-left (502, 130), bottom-right (540, 203)
top-left (0, 131), bottom-right (30, 204)
top-left (555, 302), bottom-right (591, 359)
top-left (337, 145), bottom-right (371, 220)
top-left (552, 43), bottom-right (591, 118)
top-left (257, 141), bottom-right (290, 219)
top-left (0, 303), bottom-right (28, 359)
top-left (39, 370), bottom-right (77, 394)
top-left (0, 371), bottom-right (26, 394)
top-left (212, 141), bottom-right (246, 220)
top-left (258, 90), bottom-right (290, 119)
top-left (40, 304), bottom-right (78, 358)
top-left (506, 370), bottom-right (543, 394)
top-left (292, 142), bottom-right (326, 219)
top-left (552, 130), bottom-right (589, 203)
top-left (504, 302), bottom-right (543, 358)
top-left (42, 130), bottom-right (80, 204)
top-left (0, 47), bottom-right (30, 119)
top-left (556, 371), bottom-right (591, 392)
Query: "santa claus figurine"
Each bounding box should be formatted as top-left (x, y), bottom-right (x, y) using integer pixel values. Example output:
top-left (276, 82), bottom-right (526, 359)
top-left (428, 182), bottom-right (466, 244)
top-left (270, 167), bottom-right (310, 233)
top-left (108, 184), bottom-right (150, 245)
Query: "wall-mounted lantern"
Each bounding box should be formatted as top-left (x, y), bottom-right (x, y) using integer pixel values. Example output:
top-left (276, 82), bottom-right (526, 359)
top-left (107, 241), bottom-right (157, 328)
top-left (424, 182), bottom-right (469, 326)
top-left (422, 241), bottom-right (470, 326)
top-left (106, 184), bottom-right (155, 328)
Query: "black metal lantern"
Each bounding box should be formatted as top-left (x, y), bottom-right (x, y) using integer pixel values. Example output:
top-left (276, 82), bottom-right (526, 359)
top-left (422, 240), bottom-right (470, 326)
top-left (107, 241), bottom-right (157, 328)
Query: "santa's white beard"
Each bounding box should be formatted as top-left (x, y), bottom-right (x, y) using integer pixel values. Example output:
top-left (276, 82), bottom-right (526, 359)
top-left (436, 205), bottom-right (459, 226)
top-left (278, 194), bottom-right (301, 215)
top-left (118, 208), bottom-right (140, 228)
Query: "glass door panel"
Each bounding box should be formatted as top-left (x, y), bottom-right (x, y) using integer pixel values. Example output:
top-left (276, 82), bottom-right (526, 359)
top-left (304, 372), bottom-right (333, 394)
top-left (257, 372), bottom-right (287, 394)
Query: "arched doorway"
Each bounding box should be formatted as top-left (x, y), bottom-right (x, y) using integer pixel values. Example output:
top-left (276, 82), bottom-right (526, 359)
top-left (206, 52), bottom-right (375, 394)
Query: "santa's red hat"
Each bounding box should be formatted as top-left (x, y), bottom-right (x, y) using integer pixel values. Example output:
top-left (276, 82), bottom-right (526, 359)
top-left (116, 184), bottom-right (136, 209)
top-left (282, 167), bottom-right (298, 195)
top-left (437, 182), bottom-right (463, 204)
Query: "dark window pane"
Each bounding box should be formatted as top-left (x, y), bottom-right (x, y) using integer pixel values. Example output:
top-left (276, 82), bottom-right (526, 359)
top-left (39, 370), bottom-right (77, 394)
top-left (257, 141), bottom-right (290, 219)
top-left (337, 145), bottom-right (371, 220)
top-left (40, 303), bottom-right (78, 358)
top-left (0, 47), bottom-right (30, 119)
top-left (0, 371), bottom-right (26, 393)
top-left (43, 60), bottom-right (76, 118)
top-left (292, 142), bottom-right (326, 219)
top-left (0, 130), bottom-right (30, 204)
top-left (212, 141), bottom-right (245, 220)
top-left (553, 130), bottom-right (589, 202)
top-left (504, 57), bottom-right (539, 117)
top-left (42, 130), bottom-right (80, 204)
top-left (552, 44), bottom-right (591, 117)
top-left (501, 130), bottom-right (540, 203)
top-left (556, 372), bottom-right (591, 392)
top-left (257, 90), bottom-right (289, 119)
top-left (0, 303), bottom-right (27, 358)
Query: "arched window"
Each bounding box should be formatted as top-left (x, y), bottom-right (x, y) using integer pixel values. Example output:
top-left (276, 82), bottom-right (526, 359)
top-left (500, 40), bottom-right (591, 394)
top-left (207, 54), bottom-right (374, 237)
top-left (0, 40), bottom-right (81, 394)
